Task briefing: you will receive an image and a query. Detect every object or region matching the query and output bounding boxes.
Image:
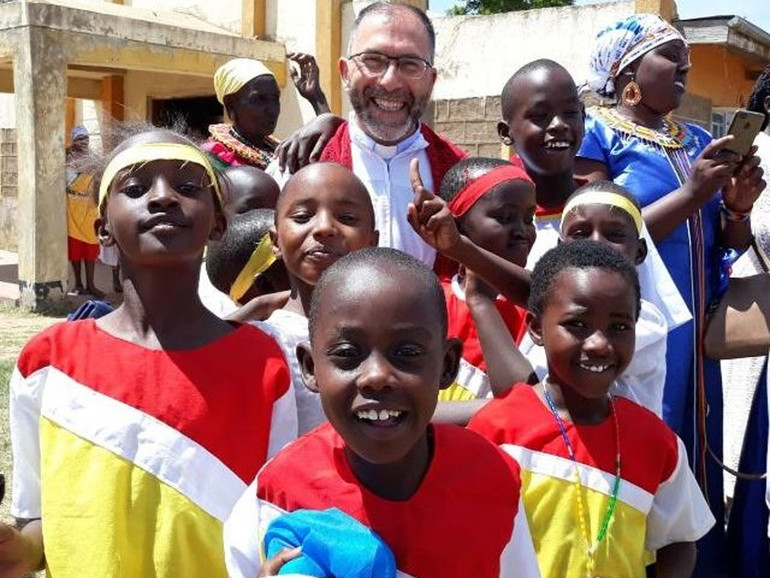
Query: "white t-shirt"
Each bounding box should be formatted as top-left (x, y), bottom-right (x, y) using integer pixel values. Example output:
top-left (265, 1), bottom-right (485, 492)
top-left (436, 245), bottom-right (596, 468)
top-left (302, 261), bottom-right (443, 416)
top-left (198, 263), bottom-right (238, 318)
top-left (257, 309), bottom-right (326, 435)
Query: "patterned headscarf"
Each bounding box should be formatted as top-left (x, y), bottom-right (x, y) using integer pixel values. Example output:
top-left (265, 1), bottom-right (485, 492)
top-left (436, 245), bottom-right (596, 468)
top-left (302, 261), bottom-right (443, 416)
top-left (587, 14), bottom-right (686, 98)
top-left (213, 58), bottom-right (275, 104)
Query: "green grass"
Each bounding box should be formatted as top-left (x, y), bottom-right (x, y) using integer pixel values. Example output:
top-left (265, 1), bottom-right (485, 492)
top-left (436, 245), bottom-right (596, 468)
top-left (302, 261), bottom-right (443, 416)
top-left (0, 305), bottom-right (62, 578)
top-left (0, 305), bottom-right (64, 525)
top-left (0, 358), bottom-right (11, 518)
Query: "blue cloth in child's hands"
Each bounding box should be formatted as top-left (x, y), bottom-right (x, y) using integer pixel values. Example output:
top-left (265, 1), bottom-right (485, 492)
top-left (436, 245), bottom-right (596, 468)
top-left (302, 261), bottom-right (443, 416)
top-left (264, 508), bottom-right (396, 578)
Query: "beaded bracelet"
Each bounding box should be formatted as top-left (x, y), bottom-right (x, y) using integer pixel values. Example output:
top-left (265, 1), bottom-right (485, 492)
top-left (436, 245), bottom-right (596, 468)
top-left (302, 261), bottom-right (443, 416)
top-left (720, 201), bottom-right (752, 223)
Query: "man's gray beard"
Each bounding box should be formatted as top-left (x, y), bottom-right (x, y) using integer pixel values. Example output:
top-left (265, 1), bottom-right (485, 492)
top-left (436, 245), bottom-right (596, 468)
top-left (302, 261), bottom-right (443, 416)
top-left (349, 90), bottom-right (427, 145)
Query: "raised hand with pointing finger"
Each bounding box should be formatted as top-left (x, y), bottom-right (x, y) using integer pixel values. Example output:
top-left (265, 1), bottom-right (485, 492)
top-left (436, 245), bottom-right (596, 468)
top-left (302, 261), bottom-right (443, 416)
top-left (407, 158), bottom-right (461, 253)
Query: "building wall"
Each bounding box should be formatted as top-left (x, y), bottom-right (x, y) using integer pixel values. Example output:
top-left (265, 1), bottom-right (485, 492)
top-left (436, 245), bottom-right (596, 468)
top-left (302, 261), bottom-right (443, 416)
top-left (0, 128), bottom-right (16, 250)
top-left (127, 0), bottom-right (241, 34)
top-left (433, 96), bottom-right (503, 157)
top-left (688, 44), bottom-right (758, 109)
top-left (431, 1), bottom-right (634, 101)
top-left (428, 2), bottom-right (634, 154)
top-left (427, 2), bottom-right (725, 154)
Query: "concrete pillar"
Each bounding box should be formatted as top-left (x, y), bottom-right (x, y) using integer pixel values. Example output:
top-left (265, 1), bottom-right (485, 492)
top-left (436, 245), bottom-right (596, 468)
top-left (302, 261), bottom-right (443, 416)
top-left (65, 98), bottom-right (76, 145)
top-left (242, 0), bottom-right (267, 39)
top-left (13, 27), bottom-right (68, 309)
top-left (101, 75), bottom-right (124, 151)
top-left (316, 0), bottom-right (343, 115)
top-left (635, 0), bottom-right (678, 22)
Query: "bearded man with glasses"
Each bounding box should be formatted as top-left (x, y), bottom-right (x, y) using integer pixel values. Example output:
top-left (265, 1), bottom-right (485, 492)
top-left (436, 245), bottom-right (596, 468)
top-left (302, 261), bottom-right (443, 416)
top-left (270, 1), bottom-right (466, 267)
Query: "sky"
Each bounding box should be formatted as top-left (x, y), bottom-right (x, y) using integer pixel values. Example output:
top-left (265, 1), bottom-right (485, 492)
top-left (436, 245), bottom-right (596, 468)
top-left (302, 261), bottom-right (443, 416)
top-left (427, 0), bottom-right (770, 33)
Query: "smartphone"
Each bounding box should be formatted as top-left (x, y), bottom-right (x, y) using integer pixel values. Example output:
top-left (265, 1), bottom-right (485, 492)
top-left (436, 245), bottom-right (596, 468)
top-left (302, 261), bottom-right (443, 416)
top-left (724, 109), bottom-right (764, 157)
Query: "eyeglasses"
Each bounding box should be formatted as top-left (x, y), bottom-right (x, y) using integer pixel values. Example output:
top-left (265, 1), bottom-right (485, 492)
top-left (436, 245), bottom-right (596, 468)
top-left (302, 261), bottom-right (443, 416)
top-left (348, 51), bottom-right (433, 80)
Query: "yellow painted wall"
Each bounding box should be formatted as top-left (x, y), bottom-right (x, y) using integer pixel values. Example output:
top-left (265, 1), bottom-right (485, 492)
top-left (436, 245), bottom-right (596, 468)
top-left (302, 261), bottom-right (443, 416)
top-left (688, 45), bottom-right (757, 109)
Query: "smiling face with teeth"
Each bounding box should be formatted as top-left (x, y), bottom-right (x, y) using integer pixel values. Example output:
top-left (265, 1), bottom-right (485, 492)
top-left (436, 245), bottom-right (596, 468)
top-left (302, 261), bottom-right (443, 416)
top-left (339, 7), bottom-right (436, 145)
top-left (529, 266), bottom-right (637, 402)
top-left (298, 251), bottom-right (461, 494)
top-left (498, 65), bottom-right (583, 179)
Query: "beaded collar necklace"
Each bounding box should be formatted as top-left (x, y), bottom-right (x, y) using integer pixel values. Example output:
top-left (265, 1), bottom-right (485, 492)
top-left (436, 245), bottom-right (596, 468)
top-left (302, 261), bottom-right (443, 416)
top-left (208, 123), bottom-right (277, 169)
top-left (541, 379), bottom-right (621, 578)
top-left (591, 106), bottom-right (687, 150)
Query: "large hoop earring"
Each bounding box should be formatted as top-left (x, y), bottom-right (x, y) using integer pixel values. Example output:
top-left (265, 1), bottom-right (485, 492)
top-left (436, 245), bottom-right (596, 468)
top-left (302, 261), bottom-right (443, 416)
top-left (622, 80), bottom-right (642, 106)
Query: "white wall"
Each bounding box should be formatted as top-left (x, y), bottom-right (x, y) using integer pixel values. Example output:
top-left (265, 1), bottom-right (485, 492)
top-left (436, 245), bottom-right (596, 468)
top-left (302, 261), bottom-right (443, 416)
top-left (266, 0), bottom-right (319, 136)
top-left (0, 94), bottom-right (15, 128)
top-left (125, 0), bottom-right (241, 33)
top-left (431, 0), bottom-right (634, 100)
top-left (79, 100), bottom-right (104, 152)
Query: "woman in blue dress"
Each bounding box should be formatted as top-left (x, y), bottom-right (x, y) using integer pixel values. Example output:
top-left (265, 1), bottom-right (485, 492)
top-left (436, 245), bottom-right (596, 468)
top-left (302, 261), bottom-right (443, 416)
top-left (574, 14), bottom-right (765, 577)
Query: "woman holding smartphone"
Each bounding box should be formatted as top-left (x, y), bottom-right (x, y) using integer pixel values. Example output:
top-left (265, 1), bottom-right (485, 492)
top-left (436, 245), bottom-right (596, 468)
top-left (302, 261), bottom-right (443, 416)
top-left (574, 14), bottom-right (765, 578)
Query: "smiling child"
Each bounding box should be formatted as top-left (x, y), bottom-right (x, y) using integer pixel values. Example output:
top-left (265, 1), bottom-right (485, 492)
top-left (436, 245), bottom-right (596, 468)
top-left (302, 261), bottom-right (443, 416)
top-left (225, 247), bottom-right (540, 578)
top-left (469, 240), bottom-right (714, 578)
top-left (435, 157), bottom-right (537, 401)
top-left (519, 181), bottom-right (686, 416)
top-left (259, 162), bottom-right (379, 434)
top-left (497, 59), bottom-right (584, 266)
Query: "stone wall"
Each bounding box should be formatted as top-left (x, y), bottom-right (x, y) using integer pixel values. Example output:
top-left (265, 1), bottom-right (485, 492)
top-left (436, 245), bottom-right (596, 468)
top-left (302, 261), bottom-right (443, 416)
top-left (432, 92), bottom-right (713, 159)
top-left (0, 128), bottom-right (17, 251)
top-left (432, 96), bottom-right (504, 157)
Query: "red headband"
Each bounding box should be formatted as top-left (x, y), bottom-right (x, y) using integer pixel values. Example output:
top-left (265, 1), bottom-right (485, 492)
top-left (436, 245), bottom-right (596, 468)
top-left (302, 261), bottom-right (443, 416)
top-left (448, 165), bottom-right (534, 217)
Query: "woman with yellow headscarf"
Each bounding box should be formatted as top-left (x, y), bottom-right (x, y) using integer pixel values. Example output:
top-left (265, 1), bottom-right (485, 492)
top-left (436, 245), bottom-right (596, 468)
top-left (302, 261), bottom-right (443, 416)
top-left (203, 55), bottom-right (330, 171)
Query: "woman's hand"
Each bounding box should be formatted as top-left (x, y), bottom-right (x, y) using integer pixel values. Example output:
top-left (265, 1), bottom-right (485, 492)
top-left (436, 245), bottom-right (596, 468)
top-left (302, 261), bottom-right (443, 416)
top-left (275, 114), bottom-right (344, 174)
top-left (721, 146), bottom-right (766, 213)
top-left (407, 159), bottom-right (462, 254)
top-left (685, 135), bottom-right (743, 203)
top-left (645, 136), bottom-right (759, 244)
top-left (288, 53), bottom-right (330, 115)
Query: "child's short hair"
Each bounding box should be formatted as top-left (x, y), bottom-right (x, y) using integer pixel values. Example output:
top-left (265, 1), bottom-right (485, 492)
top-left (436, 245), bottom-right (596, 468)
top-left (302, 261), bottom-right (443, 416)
top-left (275, 163), bottom-right (375, 228)
top-left (439, 157), bottom-right (517, 203)
top-left (528, 239), bottom-right (641, 318)
top-left (566, 180), bottom-right (642, 212)
top-left (500, 58), bottom-right (569, 121)
top-left (309, 247), bottom-right (448, 338)
top-left (206, 208), bottom-right (275, 294)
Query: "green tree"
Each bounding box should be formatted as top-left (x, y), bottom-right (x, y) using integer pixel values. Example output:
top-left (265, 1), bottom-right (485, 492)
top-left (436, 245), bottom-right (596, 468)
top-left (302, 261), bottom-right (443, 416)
top-left (448, 0), bottom-right (574, 15)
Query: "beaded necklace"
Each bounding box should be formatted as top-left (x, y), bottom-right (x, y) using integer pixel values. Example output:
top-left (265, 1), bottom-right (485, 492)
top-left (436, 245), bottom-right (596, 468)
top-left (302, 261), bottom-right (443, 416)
top-left (541, 379), bottom-right (621, 578)
top-left (590, 106), bottom-right (687, 150)
top-left (208, 123), bottom-right (278, 170)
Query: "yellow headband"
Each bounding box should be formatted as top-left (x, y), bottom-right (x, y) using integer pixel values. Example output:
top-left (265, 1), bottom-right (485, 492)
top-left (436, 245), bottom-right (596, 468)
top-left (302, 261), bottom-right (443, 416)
top-left (229, 234), bottom-right (277, 303)
top-left (560, 191), bottom-right (643, 233)
top-left (214, 58), bottom-right (275, 104)
top-left (98, 142), bottom-right (222, 214)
